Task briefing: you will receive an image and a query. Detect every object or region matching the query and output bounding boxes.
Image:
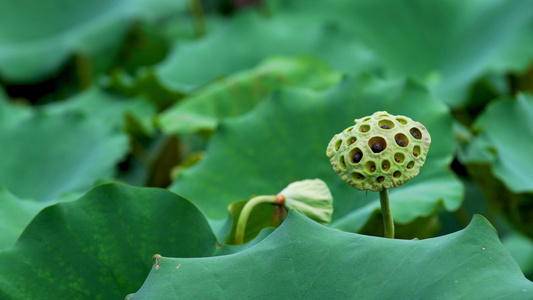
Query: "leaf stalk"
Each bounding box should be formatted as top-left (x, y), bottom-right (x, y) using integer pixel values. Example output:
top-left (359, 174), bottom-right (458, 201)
top-left (189, 0), bottom-right (206, 37)
top-left (234, 195), bottom-right (277, 244)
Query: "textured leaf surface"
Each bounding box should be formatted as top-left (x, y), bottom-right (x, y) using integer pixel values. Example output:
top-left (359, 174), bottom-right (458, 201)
top-left (0, 184), bottom-right (217, 299)
top-left (0, 0), bottom-right (185, 82)
top-left (170, 75), bottom-right (463, 233)
top-left (155, 12), bottom-right (378, 92)
top-left (464, 93), bottom-right (533, 193)
top-left (0, 88), bottom-right (149, 202)
top-left (128, 212), bottom-right (533, 299)
top-left (279, 0), bottom-right (533, 107)
top-left (158, 56), bottom-right (341, 134)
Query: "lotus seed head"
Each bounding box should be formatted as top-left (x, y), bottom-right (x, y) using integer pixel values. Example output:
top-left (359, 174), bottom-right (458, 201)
top-left (326, 111), bottom-right (431, 191)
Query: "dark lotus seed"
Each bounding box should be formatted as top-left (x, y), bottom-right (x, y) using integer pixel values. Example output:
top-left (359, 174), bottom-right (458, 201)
top-left (353, 152), bottom-right (362, 163)
top-left (395, 139), bottom-right (405, 147)
top-left (380, 125), bottom-right (390, 129)
top-left (371, 143), bottom-right (383, 153)
top-left (410, 130), bottom-right (420, 139)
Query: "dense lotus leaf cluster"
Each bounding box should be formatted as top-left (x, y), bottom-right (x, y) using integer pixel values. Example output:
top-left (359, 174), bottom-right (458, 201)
top-left (326, 111), bottom-right (431, 191)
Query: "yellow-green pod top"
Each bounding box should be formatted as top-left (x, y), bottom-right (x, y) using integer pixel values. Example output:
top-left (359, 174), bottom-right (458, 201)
top-left (326, 111), bottom-right (431, 192)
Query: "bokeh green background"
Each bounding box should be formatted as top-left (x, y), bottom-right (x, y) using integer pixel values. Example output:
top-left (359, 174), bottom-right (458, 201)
top-left (1, 0), bottom-right (533, 298)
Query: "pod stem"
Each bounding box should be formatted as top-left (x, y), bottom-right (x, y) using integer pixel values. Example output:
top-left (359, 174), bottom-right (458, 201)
top-left (379, 189), bottom-right (394, 239)
top-left (234, 195), bottom-right (277, 245)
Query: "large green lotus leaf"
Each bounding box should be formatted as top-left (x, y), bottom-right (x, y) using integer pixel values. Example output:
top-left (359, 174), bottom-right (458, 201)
top-left (158, 56), bottom-right (341, 135)
top-left (0, 96), bottom-right (129, 202)
top-left (464, 93), bottom-right (533, 193)
top-left (0, 0), bottom-right (186, 82)
top-left (0, 185), bottom-right (45, 250)
top-left (277, 0), bottom-right (533, 107)
top-left (170, 74), bottom-right (462, 233)
top-left (127, 211), bottom-right (533, 299)
top-left (155, 12), bottom-right (378, 92)
top-left (0, 184), bottom-right (217, 299)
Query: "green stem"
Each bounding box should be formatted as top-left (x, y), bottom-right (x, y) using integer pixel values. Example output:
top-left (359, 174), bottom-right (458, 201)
top-left (75, 54), bottom-right (93, 90)
top-left (189, 0), bottom-right (206, 37)
top-left (235, 195), bottom-right (277, 245)
top-left (379, 189), bottom-right (394, 239)
top-left (257, 1), bottom-right (272, 18)
top-left (453, 205), bottom-right (470, 228)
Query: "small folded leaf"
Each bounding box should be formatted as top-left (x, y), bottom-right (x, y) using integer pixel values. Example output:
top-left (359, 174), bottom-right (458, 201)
top-left (279, 179), bottom-right (333, 225)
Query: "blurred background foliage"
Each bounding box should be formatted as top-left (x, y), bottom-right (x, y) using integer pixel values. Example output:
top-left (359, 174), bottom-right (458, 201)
top-left (1, 0), bottom-right (533, 294)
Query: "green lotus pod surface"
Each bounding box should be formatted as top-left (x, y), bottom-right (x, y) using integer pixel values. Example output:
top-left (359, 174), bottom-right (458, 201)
top-left (278, 179), bottom-right (333, 225)
top-left (326, 111), bottom-right (431, 191)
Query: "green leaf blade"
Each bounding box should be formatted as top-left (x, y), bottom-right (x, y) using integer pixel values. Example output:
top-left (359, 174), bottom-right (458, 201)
top-left (155, 13), bottom-right (378, 93)
top-left (466, 93), bottom-right (533, 193)
top-left (158, 56), bottom-right (341, 135)
top-left (278, 0), bottom-right (533, 107)
top-left (128, 212), bottom-right (533, 299)
top-left (0, 0), bottom-right (185, 82)
top-left (0, 185), bottom-right (46, 250)
top-left (0, 184), bottom-right (217, 299)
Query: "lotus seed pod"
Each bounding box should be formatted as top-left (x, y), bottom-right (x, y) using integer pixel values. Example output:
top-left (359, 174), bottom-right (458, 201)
top-left (326, 111), bottom-right (431, 192)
